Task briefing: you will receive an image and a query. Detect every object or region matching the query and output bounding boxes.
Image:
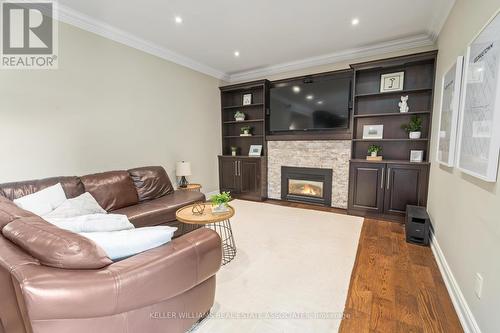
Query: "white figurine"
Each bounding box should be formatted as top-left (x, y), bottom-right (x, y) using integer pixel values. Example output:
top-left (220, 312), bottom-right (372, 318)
top-left (399, 95), bottom-right (409, 113)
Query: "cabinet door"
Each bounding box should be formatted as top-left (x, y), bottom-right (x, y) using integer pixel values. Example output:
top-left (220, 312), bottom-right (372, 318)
top-left (238, 158), bottom-right (261, 199)
top-left (384, 164), bottom-right (428, 216)
top-left (348, 162), bottom-right (386, 214)
top-left (218, 157), bottom-right (239, 193)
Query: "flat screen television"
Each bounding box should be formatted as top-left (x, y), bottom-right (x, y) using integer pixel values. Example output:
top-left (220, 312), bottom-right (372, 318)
top-left (269, 73), bottom-right (352, 132)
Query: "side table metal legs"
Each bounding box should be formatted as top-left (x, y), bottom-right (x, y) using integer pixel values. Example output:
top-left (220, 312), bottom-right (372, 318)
top-left (207, 219), bottom-right (236, 265)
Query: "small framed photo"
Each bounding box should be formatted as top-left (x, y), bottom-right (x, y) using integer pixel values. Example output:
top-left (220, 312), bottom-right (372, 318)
top-left (380, 72), bottom-right (404, 93)
top-left (242, 93), bottom-right (252, 105)
top-left (362, 125), bottom-right (384, 139)
top-left (410, 150), bottom-right (424, 163)
top-left (248, 145), bottom-right (262, 156)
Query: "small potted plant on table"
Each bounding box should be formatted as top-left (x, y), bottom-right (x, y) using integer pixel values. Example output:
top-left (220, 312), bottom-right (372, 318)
top-left (211, 191), bottom-right (232, 213)
top-left (367, 145), bottom-right (383, 161)
top-left (401, 115), bottom-right (423, 139)
top-left (234, 111), bottom-right (245, 121)
top-left (240, 126), bottom-right (252, 136)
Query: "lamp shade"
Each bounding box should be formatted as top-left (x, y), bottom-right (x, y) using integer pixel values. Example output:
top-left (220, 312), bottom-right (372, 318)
top-left (176, 161), bottom-right (192, 177)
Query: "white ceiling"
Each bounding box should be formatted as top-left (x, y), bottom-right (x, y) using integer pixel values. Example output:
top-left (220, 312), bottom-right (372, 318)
top-left (57, 0), bottom-right (455, 82)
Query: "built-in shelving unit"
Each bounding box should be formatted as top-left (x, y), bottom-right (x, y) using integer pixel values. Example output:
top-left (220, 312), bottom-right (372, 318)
top-left (348, 51), bottom-right (437, 222)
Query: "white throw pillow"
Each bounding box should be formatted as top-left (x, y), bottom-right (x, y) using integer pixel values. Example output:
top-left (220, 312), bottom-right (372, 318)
top-left (80, 226), bottom-right (177, 260)
top-left (14, 183), bottom-right (67, 216)
top-left (45, 214), bottom-right (135, 233)
top-left (43, 192), bottom-right (106, 219)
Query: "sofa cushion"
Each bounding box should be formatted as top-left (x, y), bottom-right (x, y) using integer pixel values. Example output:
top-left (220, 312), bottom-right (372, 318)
top-left (2, 216), bottom-right (112, 269)
top-left (13, 183), bottom-right (67, 216)
top-left (0, 196), bottom-right (35, 229)
top-left (112, 190), bottom-right (205, 228)
top-left (81, 171), bottom-right (139, 211)
top-left (0, 176), bottom-right (84, 201)
top-left (128, 166), bottom-right (174, 202)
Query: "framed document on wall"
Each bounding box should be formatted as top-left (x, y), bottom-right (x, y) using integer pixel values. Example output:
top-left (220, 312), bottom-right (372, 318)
top-left (437, 56), bottom-right (463, 167)
top-left (457, 11), bottom-right (500, 182)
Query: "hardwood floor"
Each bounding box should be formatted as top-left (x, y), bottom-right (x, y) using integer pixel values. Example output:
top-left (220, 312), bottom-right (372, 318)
top-left (265, 200), bottom-right (463, 333)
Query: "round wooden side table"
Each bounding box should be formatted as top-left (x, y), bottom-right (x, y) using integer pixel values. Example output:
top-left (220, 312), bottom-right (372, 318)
top-left (178, 183), bottom-right (202, 192)
top-left (176, 204), bottom-right (236, 265)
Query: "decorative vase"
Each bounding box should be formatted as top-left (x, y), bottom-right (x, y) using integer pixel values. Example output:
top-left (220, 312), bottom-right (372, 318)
top-left (212, 204), bottom-right (229, 214)
top-left (244, 130), bottom-right (249, 135)
top-left (371, 152), bottom-right (377, 157)
top-left (231, 150), bottom-right (237, 156)
top-left (235, 116), bottom-right (245, 121)
top-left (409, 131), bottom-right (421, 139)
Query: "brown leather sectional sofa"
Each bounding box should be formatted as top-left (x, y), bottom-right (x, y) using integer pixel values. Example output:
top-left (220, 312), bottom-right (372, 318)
top-left (0, 166), bottom-right (222, 333)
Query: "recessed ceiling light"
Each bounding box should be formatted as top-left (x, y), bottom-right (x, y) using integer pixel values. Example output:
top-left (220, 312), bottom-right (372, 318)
top-left (351, 18), bottom-right (359, 26)
top-left (175, 16), bottom-right (183, 24)
top-left (306, 94), bottom-right (314, 100)
top-left (292, 86), bottom-right (301, 93)
top-left (317, 100), bottom-right (324, 105)
top-left (234, 51), bottom-right (240, 57)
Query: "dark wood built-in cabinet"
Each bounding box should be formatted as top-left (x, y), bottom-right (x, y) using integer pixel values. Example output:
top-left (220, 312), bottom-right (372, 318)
top-left (218, 156), bottom-right (267, 201)
top-left (348, 51), bottom-right (436, 221)
top-left (218, 80), bottom-right (269, 201)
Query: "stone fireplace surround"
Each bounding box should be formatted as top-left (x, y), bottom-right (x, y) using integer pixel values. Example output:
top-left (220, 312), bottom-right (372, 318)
top-left (267, 140), bottom-right (351, 209)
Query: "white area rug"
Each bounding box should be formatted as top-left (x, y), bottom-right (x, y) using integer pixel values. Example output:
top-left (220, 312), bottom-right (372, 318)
top-left (193, 200), bottom-right (363, 333)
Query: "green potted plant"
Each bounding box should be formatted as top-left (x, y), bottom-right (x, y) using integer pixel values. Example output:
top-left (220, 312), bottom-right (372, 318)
top-left (240, 126), bottom-right (252, 136)
top-left (367, 145), bottom-right (382, 157)
top-left (211, 191), bottom-right (232, 213)
top-left (230, 146), bottom-right (238, 156)
top-left (401, 115), bottom-right (423, 139)
top-left (234, 111), bottom-right (245, 121)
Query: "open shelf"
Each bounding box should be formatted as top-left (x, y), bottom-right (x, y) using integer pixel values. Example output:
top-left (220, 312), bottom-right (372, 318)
top-left (352, 138), bottom-right (429, 142)
top-left (223, 103), bottom-right (264, 109)
top-left (355, 88), bottom-right (432, 98)
top-left (350, 159), bottom-right (430, 165)
top-left (353, 111), bottom-right (431, 118)
top-left (223, 119), bottom-right (264, 124)
top-left (223, 135), bottom-right (264, 139)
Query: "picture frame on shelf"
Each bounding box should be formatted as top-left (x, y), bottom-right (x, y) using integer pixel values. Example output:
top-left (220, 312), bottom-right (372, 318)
top-left (362, 125), bottom-right (384, 139)
top-left (248, 145), bottom-right (262, 156)
top-left (380, 71), bottom-right (404, 92)
top-left (410, 150), bottom-right (424, 163)
top-left (436, 56), bottom-right (464, 167)
top-left (456, 11), bottom-right (500, 182)
top-left (242, 93), bottom-right (252, 105)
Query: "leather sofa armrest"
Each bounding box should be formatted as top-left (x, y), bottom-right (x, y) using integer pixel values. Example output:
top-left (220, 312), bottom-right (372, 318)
top-left (10, 228), bottom-right (222, 321)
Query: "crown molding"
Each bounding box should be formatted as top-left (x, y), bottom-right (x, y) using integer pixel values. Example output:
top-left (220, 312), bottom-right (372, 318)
top-left (427, 0), bottom-right (456, 41)
top-left (57, 4), bottom-right (229, 81)
top-left (227, 34), bottom-right (436, 83)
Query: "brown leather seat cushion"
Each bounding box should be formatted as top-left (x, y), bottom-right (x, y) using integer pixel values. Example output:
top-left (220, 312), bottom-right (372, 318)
top-left (2, 216), bottom-right (112, 269)
top-left (113, 190), bottom-right (205, 228)
top-left (128, 166), bottom-right (174, 202)
top-left (81, 171), bottom-right (139, 211)
top-left (0, 176), bottom-right (85, 201)
top-left (0, 196), bottom-right (36, 229)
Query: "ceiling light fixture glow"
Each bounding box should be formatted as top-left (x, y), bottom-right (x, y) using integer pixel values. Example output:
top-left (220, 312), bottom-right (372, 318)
top-left (306, 94), bottom-right (314, 100)
top-left (175, 16), bottom-right (183, 24)
top-left (351, 18), bottom-right (359, 26)
top-left (234, 51), bottom-right (240, 57)
top-left (292, 86), bottom-right (301, 93)
top-left (317, 100), bottom-right (324, 105)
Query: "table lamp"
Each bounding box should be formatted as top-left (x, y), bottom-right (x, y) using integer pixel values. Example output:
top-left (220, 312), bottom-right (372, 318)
top-left (176, 161), bottom-right (192, 188)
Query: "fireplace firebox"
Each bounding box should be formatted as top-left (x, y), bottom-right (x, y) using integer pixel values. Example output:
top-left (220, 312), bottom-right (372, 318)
top-left (281, 166), bottom-right (333, 206)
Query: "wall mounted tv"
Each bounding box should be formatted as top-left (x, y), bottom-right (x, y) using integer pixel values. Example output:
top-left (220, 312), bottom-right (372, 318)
top-left (269, 71), bottom-right (352, 132)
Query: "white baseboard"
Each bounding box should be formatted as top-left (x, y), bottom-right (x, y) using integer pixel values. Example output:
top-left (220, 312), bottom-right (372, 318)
top-left (430, 232), bottom-right (482, 333)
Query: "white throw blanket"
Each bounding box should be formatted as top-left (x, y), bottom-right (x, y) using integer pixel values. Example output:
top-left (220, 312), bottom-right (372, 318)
top-left (44, 214), bottom-right (135, 233)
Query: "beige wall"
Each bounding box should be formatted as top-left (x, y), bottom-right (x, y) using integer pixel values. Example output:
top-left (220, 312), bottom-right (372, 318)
top-left (0, 23), bottom-right (222, 192)
top-left (428, 1), bottom-right (500, 332)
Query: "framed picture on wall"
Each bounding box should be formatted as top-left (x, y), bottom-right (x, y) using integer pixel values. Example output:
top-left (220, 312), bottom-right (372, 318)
top-left (456, 11), bottom-right (500, 182)
top-left (362, 125), bottom-right (384, 139)
top-left (436, 56), bottom-right (464, 167)
top-left (242, 93), bottom-right (252, 105)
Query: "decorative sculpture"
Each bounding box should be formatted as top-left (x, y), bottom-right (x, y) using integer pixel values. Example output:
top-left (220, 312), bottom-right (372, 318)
top-left (399, 95), bottom-right (409, 113)
top-left (191, 202), bottom-right (206, 216)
